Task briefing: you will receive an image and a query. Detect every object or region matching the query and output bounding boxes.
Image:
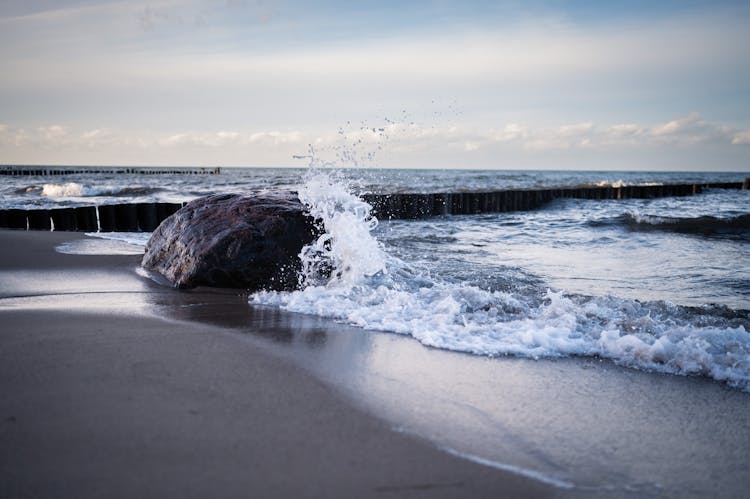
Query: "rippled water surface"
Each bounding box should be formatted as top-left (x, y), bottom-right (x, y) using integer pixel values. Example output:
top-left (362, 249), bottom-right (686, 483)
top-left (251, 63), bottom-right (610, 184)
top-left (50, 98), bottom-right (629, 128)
top-left (15, 166), bottom-right (749, 390)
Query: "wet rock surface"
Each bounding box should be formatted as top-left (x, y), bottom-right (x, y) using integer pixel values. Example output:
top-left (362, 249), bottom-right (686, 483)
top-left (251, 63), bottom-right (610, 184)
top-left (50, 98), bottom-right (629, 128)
top-left (141, 193), bottom-right (319, 290)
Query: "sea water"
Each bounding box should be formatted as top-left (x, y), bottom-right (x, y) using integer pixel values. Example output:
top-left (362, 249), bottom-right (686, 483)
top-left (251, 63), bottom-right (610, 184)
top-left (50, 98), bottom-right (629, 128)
top-left (252, 169), bottom-right (750, 393)
top-left (6, 165), bottom-right (749, 391)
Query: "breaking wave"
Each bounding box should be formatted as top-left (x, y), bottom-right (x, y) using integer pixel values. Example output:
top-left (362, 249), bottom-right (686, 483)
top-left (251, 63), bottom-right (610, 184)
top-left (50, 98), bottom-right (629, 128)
top-left (251, 171), bottom-right (750, 392)
top-left (40, 182), bottom-right (163, 198)
top-left (623, 212), bottom-right (750, 234)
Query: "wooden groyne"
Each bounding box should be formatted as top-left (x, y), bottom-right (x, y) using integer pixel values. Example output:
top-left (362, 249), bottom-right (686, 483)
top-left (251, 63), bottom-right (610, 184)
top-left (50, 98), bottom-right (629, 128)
top-left (0, 166), bottom-right (221, 176)
top-left (0, 181), bottom-right (747, 231)
top-left (0, 203), bottom-right (182, 232)
top-left (363, 181), bottom-right (747, 219)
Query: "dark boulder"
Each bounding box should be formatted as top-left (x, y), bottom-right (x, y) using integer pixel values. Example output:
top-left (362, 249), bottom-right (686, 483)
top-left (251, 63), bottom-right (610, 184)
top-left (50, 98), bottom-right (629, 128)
top-left (141, 192), bottom-right (319, 290)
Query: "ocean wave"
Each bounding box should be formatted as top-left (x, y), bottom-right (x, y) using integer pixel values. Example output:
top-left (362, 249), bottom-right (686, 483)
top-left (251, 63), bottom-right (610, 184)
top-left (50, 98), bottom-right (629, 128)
top-left (41, 182), bottom-right (164, 198)
top-left (584, 180), bottom-right (663, 188)
top-left (254, 280), bottom-right (750, 392)
top-left (15, 185), bottom-right (43, 194)
top-left (251, 171), bottom-right (750, 393)
top-left (623, 212), bottom-right (750, 235)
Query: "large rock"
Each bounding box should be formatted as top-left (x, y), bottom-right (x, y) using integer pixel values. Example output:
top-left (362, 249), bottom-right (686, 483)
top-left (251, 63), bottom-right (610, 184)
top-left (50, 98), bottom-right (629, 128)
top-left (141, 192), bottom-right (319, 290)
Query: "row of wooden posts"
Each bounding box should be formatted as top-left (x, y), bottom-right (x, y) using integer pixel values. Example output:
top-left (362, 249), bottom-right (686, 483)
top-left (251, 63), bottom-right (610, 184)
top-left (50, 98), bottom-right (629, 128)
top-left (0, 203), bottom-right (183, 232)
top-left (0, 167), bottom-right (221, 176)
top-left (364, 181), bottom-right (747, 218)
top-left (0, 181), bottom-right (747, 232)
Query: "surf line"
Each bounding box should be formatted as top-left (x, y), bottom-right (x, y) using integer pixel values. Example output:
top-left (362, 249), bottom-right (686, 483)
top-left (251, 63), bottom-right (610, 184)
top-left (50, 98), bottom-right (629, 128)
top-left (439, 446), bottom-right (576, 489)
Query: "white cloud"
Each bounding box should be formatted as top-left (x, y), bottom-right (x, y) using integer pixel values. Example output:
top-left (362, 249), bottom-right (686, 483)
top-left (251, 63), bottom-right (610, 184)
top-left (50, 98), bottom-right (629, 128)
top-left (557, 122), bottom-right (594, 138)
top-left (37, 124), bottom-right (68, 141)
top-left (605, 124), bottom-right (644, 138)
top-left (491, 124), bottom-right (530, 142)
top-left (0, 114), bottom-right (748, 169)
top-left (731, 130), bottom-right (750, 145)
top-left (248, 131), bottom-right (303, 146)
top-left (648, 113), bottom-right (730, 145)
top-left (651, 113), bottom-right (701, 136)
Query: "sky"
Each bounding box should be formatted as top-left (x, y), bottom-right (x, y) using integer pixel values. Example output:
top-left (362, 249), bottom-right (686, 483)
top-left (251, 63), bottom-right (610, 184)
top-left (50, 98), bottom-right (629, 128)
top-left (1, 0), bottom-right (749, 170)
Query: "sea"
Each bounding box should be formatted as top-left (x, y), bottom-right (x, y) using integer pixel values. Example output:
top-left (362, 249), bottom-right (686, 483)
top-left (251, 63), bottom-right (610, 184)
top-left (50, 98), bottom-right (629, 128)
top-left (3, 167), bottom-right (749, 393)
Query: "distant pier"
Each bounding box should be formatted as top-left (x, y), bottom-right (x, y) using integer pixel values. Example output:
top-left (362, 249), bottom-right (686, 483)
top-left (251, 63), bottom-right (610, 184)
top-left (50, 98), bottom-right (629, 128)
top-left (0, 180), bottom-right (747, 232)
top-left (0, 166), bottom-right (221, 176)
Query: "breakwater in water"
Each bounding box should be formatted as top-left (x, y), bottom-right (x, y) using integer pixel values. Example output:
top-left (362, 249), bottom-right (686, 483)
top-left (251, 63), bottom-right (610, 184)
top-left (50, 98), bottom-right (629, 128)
top-left (0, 203), bottom-right (183, 232)
top-left (364, 181), bottom-right (746, 219)
top-left (0, 166), bottom-right (221, 176)
top-left (1, 181), bottom-right (747, 231)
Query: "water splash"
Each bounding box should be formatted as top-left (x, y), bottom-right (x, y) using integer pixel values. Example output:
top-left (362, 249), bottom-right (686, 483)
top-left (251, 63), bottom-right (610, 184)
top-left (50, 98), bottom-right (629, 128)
top-left (250, 125), bottom-right (750, 393)
top-left (296, 170), bottom-right (386, 287)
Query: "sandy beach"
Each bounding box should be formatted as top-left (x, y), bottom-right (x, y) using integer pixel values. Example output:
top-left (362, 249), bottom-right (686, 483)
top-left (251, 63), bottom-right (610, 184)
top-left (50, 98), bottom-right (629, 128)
top-left (0, 230), bottom-right (552, 498)
top-left (2, 229), bottom-right (749, 499)
top-left (3, 0), bottom-right (750, 496)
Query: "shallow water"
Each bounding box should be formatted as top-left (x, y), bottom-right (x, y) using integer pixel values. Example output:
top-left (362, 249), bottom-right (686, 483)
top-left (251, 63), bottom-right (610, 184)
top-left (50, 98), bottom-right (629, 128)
top-left (250, 171), bottom-right (750, 393)
top-left (27, 166), bottom-right (749, 391)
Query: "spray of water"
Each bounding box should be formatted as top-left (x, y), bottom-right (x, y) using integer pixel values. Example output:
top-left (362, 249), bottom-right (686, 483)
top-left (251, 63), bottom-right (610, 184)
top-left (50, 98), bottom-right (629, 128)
top-left (288, 122), bottom-right (394, 288)
top-left (250, 121), bottom-right (750, 393)
top-left (296, 171), bottom-right (386, 287)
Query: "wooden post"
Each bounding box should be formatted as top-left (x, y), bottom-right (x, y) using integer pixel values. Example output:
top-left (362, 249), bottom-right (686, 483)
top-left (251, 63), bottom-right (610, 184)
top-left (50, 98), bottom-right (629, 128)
top-left (155, 203), bottom-right (181, 226)
top-left (432, 194), bottom-right (447, 216)
top-left (114, 204), bottom-right (138, 231)
top-left (98, 205), bottom-right (116, 232)
top-left (74, 206), bottom-right (98, 232)
top-left (6, 209), bottom-right (28, 229)
top-left (27, 210), bottom-right (51, 230)
top-left (50, 208), bottom-right (77, 231)
top-left (137, 203), bottom-right (159, 231)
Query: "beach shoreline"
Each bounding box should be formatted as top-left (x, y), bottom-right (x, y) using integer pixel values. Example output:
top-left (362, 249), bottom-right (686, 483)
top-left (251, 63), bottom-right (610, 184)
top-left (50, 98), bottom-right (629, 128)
top-left (0, 229), bottom-right (553, 499)
top-left (1, 229), bottom-right (749, 498)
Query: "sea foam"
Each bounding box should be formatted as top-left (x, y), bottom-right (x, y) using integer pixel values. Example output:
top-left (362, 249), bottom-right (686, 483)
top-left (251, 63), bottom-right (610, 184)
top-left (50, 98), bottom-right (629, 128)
top-left (41, 182), bottom-right (162, 198)
top-left (42, 182), bottom-right (88, 197)
top-left (251, 171), bottom-right (750, 392)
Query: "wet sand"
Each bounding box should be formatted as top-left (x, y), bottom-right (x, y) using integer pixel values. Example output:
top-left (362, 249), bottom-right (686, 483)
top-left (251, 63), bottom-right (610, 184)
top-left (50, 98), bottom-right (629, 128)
top-left (0, 230), bottom-right (551, 498)
top-left (2, 230), bottom-right (749, 498)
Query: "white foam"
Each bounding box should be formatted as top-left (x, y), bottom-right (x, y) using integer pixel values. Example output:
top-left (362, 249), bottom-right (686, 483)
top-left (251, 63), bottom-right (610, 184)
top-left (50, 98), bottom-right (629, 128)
top-left (594, 180), bottom-right (663, 188)
top-left (85, 231), bottom-right (152, 247)
top-left (55, 232), bottom-right (150, 255)
top-left (42, 182), bottom-right (86, 197)
top-left (296, 170), bottom-right (386, 287)
top-left (595, 179), bottom-right (626, 188)
top-left (440, 446), bottom-right (575, 489)
top-left (252, 173), bottom-right (750, 392)
top-left (255, 276), bottom-right (750, 390)
top-left (41, 182), bottom-right (132, 198)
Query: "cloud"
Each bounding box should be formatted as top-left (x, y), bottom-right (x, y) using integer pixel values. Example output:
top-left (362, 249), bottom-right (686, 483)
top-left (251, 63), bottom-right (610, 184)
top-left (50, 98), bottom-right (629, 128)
top-left (490, 124), bottom-right (530, 142)
top-left (605, 124), bottom-right (644, 139)
top-left (651, 113), bottom-right (702, 136)
top-left (2, 5), bottom-right (748, 96)
top-left (731, 130), bottom-right (750, 145)
top-left (0, 1), bottom-right (748, 162)
top-left (557, 122), bottom-right (594, 138)
top-left (0, 114), bottom-right (748, 169)
top-left (157, 130), bottom-right (303, 148)
top-left (37, 124), bottom-right (68, 141)
top-left (649, 113), bottom-right (730, 144)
